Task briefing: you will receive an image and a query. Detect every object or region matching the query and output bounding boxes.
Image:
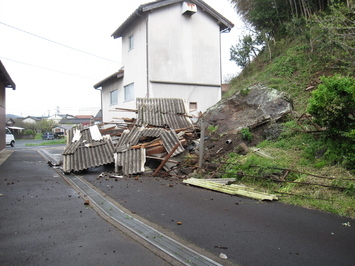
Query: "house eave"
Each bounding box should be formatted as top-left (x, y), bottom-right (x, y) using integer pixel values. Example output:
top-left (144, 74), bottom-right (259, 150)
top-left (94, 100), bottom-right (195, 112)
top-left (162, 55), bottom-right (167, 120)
top-left (111, 0), bottom-right (234, 39)
top-left (94, 70), bottom-right (124, 89)
top-left (0, 60), bottom-right (16, 90)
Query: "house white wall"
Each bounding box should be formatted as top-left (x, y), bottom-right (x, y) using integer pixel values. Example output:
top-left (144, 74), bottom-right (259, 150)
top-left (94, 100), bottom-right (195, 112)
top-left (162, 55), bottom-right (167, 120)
top-left (101, 77), bottom-right (126, 122)
top-left (148, 4), bottom-right (221, 85)
top-left (102, 18), bottom-right (148, 121)
top-left (100, 1), bottom-right (229, 123)
top-left (151, 83), bottom-right (220, 114)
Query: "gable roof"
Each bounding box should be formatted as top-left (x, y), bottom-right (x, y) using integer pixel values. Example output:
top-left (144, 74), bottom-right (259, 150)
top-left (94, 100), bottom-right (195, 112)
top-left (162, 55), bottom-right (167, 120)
top-left (112, 0), bottom-right (234, 39)
top-left (22, 116), bottom-right (43, 121)
top-left (0, 60), bottom-right (16, 90)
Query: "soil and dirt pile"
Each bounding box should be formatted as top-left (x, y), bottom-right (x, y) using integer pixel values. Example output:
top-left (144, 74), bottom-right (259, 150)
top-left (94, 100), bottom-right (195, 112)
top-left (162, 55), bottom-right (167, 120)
top-left (199, 84), bottom-right (293, 163)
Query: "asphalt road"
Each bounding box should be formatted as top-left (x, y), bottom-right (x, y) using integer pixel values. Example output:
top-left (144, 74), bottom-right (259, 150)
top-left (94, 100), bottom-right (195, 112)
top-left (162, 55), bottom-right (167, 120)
top-left (2, 143), bottom-right (355, 265)
top-left (79, 167), bottom-right (355, 266)
top-left (0, 147), bottom-right (170, 266)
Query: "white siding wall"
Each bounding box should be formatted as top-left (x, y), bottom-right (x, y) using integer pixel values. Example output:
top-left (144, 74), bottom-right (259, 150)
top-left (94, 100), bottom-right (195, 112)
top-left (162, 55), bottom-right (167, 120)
top-left (121, 18), bottom-right (148, 101)
top-left (101, 79), bottom-right (137, 122)
top-left (148, 3), bottom-right (221, 85)
top-left (151, 83), bottom-right (220, 114)
top-left (102, 2), bottom-right (224, 123)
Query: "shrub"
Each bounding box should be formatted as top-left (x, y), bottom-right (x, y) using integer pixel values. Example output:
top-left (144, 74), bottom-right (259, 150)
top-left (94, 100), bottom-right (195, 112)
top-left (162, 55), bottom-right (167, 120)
top-left (23, 129), bottom-right (35, 135)
top-left (308, 75), bottom-right (355, 137)
top-left (240, 127), bottom-right (253, 141)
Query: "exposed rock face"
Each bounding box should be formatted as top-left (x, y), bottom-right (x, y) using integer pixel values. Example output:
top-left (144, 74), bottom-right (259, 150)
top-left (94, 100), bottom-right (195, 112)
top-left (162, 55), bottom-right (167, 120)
top-left (201, 84), bottom-right (292, 135)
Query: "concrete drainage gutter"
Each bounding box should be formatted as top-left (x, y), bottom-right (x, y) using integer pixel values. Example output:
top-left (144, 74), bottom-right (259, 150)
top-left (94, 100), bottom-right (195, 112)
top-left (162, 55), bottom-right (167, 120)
top-left (63, 173), bottom-right (223, 266)
top-left (39, 148), bottom-right (225, 265)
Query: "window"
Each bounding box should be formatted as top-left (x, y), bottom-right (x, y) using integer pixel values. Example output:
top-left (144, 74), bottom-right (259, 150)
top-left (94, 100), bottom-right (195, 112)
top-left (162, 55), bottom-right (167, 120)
top-left (129, 34), bottom-right (134, 50)
top-left (124, 83), bottom-right (134, 102)
top-left (110, 89), bottom-right (118, 105)
top-left (189, 102), bottom-right (197, 111)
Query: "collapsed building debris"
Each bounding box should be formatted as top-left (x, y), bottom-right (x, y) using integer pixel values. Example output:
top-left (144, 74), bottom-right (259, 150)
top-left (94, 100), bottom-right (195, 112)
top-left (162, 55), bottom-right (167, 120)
top-left (113, 98), bottom-right (194, 175)
top-left (62, 125), bottom-right (115, 173)
top-left (62, 98), bottom-right (199, 176)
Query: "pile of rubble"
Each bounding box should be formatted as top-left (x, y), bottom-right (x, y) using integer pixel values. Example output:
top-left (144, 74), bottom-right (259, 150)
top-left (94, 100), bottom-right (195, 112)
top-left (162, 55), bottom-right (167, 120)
top-left (62, 98), bottom-right (200, 176)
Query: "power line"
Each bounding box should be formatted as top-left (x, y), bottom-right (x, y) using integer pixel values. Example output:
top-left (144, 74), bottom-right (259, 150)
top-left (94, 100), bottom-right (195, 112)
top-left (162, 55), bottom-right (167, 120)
top-left (0, 21), bottom-right (121, 64)
top-left (0, 56), bottom-right (99, 80)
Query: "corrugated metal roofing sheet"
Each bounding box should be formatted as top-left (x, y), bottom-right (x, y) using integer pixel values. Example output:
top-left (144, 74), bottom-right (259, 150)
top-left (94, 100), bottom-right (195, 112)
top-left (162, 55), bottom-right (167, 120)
top-left (114, 126), bottom-right (184, 174)
top-left (160, 130), bottom-right (184, 157)
top-left (62, 126), bottom-right (115, 173)
top-left (114, 126), bottom-right (183, 156)
top-left (115, 148), bottom-right (146, 175)
top-left (136, 98), bottom-right (193, 129)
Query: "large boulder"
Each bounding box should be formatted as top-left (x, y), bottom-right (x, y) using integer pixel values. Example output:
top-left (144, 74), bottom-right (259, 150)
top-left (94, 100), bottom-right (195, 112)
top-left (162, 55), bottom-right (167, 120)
top-left (201, 84), bottom-right (292, 135)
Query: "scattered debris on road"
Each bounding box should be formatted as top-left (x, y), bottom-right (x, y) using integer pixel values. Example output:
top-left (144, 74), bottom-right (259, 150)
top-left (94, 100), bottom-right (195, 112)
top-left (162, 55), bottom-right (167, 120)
top-left (219, 253), bottom-right (228, 259)
top-left (342, 222), bottom-right (351, 227)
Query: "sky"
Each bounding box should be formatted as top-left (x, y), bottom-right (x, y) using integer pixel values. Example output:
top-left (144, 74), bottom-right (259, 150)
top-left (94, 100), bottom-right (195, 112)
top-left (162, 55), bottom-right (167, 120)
top-left (1, 0), bottom-right (246, 117)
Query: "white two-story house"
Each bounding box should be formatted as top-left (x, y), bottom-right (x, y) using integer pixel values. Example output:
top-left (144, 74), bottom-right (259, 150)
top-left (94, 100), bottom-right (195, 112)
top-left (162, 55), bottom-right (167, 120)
top-left (94, 0), bottom-right (234, 123)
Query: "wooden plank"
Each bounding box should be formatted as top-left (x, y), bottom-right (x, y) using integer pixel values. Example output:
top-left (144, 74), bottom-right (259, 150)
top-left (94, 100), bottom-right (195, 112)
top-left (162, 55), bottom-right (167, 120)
top-left (183, 178), bottom-right (278, 201)
top-left (146, 145), bottom-right (166, 156)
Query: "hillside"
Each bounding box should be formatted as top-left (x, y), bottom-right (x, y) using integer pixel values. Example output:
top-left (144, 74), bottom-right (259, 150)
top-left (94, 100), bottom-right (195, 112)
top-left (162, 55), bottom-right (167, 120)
top-left (199, 5), bottom-right (355, 218)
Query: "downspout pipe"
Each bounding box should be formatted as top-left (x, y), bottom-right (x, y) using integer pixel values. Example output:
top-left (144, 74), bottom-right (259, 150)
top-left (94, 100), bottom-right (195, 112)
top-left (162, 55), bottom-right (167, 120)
top-left (146, 16), bottom-right (150, 98)
top-left (94, 86), bottom-right (103, 123)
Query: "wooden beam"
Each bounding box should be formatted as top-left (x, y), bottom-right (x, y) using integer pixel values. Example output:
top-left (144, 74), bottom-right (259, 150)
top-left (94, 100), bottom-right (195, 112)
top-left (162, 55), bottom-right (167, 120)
top-left (153, 142), bottom-right (181, 176)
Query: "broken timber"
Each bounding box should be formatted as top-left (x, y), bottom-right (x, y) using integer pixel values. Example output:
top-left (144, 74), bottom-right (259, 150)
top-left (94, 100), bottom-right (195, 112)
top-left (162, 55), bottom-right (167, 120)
top-left (183, 178), bottom-right (278, 201)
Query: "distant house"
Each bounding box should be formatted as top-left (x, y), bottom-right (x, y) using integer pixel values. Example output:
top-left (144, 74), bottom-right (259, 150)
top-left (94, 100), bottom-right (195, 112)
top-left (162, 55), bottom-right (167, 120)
top-left (6, 117), bottom-right (15, 127)
top-left (0, 60), bottom-right (16, 152)
top-left (53, 125), bottom-right (73, 135)
top-left (22, 116), bottom-right (43, 124)
top-left (94, 0), bottom-right (234, 123)
top-left (59, 115), bottom-right (94, 126)
top-left (47, 114), bottom-right (72, 123)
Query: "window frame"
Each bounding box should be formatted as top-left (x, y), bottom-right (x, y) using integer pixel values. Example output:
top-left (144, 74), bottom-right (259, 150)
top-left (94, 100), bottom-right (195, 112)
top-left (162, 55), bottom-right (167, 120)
top-left (110, 89), bottom-right (118, 105)
top-left (189, 102), bottom-right (197, 111)
top-left (128, 34), bottom-right (134, 50)
top-left (124, 83), bottom-right (135, 102)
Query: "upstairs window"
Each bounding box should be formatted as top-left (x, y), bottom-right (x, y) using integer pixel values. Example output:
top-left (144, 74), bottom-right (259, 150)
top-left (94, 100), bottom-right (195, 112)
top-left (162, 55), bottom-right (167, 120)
top-left (124, 83), bottom-right (134, 102)
top-left (129, 34), bottom-right (134, 50)
top-left (110, 89), bottom-right (118, 105)
top-left (189, 102), bottom-right (197, 111)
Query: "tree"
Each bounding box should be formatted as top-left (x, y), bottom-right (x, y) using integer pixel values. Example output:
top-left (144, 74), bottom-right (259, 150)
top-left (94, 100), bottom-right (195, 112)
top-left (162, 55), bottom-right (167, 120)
top-left (229, 0), bottom-right (350, 38)
top-left (36, 119), bottom-right (58, 133)
top-left (230, 34), bottom-right (263, 68)
top-left (308, 4), bottom-right (355, 69)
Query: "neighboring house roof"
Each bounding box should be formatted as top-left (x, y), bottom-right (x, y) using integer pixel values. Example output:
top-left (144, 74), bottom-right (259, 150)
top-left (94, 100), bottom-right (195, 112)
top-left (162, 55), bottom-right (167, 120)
top-left (60, 117), bottom-right (93, 125)
top-left (6, 118), bottom-right (16, 125)
top-left (0, 60), bottom-right (16, 90)
top-left (53, 125), bottom-right (74, 131)
top-left (75, 115), bottom-right (94, 119)
top-left (95, 109), bottom-right (102, 119)
top-left (22, 116), bottom-right (42, 121)
top-left (112, 0), bottom-right (234, 39)
top-left (94, 69), bottom-right (124, 89)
